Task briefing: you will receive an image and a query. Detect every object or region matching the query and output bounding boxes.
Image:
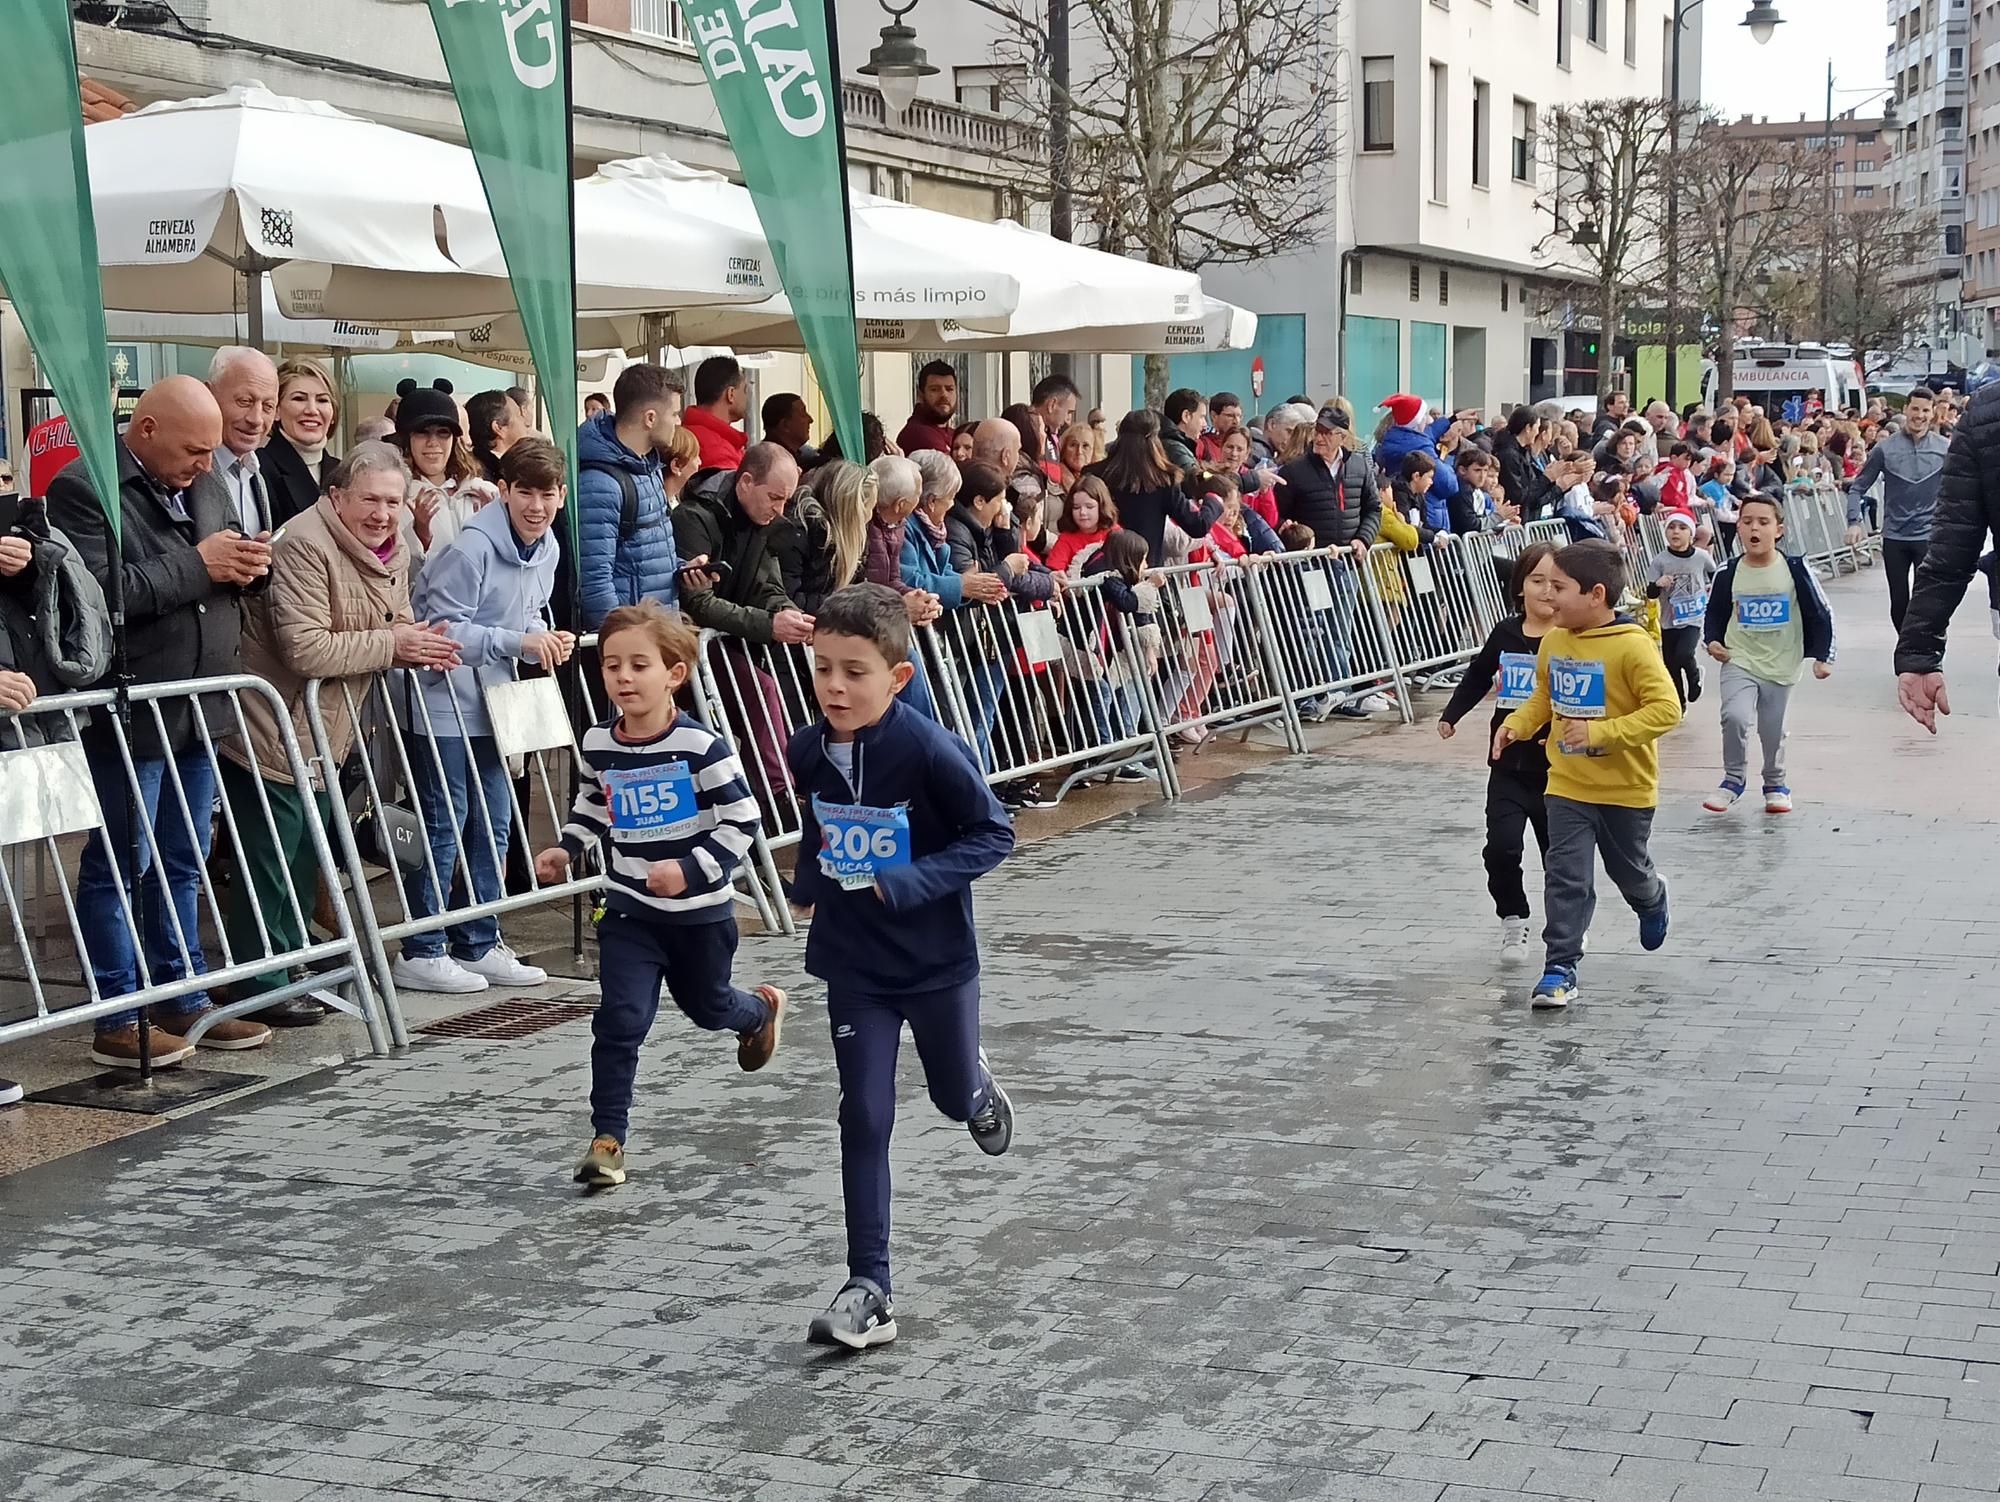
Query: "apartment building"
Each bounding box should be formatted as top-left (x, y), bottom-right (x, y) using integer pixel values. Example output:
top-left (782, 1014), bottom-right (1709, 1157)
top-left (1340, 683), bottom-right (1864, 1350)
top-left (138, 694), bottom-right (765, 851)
top-left (1720, 111), bottom-right (1891, 214)
top-left (1887, 0), bottom-right (1972, 354)
top-left (1963, 0), bottom-right (2000, 350)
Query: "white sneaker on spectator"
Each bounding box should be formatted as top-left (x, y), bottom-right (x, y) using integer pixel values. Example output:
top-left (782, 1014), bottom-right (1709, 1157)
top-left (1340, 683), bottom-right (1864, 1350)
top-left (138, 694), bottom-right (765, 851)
top-left (0, 1077), bottom-right (23, 1107)
top-left (1499, 918), bottom-right (1533, 963)
top-left (390, 955), bottom-right (489, 994)
top-left (1355, 692), bottom-right (1393, 713)
top-left (460, 945), bottom-right (548, 987)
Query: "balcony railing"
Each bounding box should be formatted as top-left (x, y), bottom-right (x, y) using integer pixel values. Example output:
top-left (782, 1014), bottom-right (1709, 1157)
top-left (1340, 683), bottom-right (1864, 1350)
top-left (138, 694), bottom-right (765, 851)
top-left (841, 80), bottom-right (1045, 159)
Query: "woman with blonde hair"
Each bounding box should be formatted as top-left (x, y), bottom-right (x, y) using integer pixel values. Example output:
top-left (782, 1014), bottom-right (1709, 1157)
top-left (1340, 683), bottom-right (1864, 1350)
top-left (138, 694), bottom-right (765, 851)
top-left (662, 424), bottom-right (703, 503)
top-left (779, 458), bottom-right (872, 613)
top-left (1053, 422), bottom-right (1096, 491)
top-left (261, 357), bottom-right (341, 527)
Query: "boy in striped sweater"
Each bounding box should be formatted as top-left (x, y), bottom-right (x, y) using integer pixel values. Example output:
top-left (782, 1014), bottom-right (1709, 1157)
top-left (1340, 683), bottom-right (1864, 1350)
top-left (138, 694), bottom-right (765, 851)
top-left (536, 601), bottom-right (784, 1189)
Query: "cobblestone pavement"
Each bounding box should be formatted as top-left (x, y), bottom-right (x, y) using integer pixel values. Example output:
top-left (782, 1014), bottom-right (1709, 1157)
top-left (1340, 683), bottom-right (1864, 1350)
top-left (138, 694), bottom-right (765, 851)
top-left (3, 568), bottom-right (1999, 1502)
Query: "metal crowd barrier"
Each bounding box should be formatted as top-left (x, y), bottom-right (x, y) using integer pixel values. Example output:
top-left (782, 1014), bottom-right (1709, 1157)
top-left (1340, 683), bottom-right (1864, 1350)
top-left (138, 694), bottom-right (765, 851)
top-left (1240, 548), bottom-right (1411, 730)
top-left (0, 676), bottom-right (390, 1056)
top-left (1366, 534), bottom-right (1510, 690)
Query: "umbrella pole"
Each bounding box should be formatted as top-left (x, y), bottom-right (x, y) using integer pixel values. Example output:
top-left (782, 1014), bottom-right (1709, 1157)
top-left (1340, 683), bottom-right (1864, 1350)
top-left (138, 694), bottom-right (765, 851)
top-left (245, 265), bottom-right (264, 350)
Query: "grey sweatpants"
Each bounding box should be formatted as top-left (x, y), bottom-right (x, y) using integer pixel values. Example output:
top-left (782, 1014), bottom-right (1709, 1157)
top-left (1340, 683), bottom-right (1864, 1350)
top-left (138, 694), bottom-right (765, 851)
top-left (1543, 795), bottom-right (1665, 972)
top-left (1719, 660), bottom-right (1793, 788)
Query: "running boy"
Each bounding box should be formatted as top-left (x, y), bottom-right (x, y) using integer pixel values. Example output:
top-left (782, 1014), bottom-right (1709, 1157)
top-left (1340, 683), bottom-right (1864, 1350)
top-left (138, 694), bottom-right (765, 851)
top-left (1495, 541), bottom-right (1681, 1010)
top-left (536, 601), bottom-right (784, 1190)
top-left (1439, 541), bottom-right (1560, 963)
top-left (1648, 511), bottom-right (1718, 712)
top-left (789, 583), bottom-right (1016, 1351)
top-left (1700, 494), bottom-right (1835, 815)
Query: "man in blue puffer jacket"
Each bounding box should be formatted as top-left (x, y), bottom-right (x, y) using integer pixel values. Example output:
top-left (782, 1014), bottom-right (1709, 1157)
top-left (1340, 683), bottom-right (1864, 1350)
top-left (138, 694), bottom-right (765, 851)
top-left (575, 364), bottom-right (683, 629)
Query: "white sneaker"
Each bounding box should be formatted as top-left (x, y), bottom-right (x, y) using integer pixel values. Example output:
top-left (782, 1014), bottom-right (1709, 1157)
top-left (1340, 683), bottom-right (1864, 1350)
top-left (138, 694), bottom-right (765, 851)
top-left (1355, 692), bottom-right (1393, 713)
top-left (1499, 918), bottom-right (1533, 963)
top-left (1702, 781), bottom-right (1744, 813)
top-left (459, 944), bottom-right (548, 987)
top-left (0, 1077), bottom-right (23, 1107)
top-left (390, 954), bottom-right (489, 994)
top-left (1763, 786), bottom-right (1793, 814)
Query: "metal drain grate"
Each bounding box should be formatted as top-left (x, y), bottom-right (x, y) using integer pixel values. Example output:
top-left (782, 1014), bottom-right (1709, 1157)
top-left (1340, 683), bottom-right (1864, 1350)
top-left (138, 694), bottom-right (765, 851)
top-left (418, 999), bottom-right (595, 1040)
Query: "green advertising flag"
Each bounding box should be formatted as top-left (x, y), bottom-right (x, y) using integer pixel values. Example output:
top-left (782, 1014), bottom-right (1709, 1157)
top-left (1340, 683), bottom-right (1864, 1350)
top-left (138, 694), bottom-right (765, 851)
top-left (677, 0), bottom-right (864, 461)
top-left (0, 1), bottom-right (120, 538)
top-left (425, 0), bottom-right (579, 546)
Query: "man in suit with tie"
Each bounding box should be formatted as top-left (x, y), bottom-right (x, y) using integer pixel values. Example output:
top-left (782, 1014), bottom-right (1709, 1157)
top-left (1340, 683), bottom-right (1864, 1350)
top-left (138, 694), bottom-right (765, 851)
top-left (47, 375), bottom-right (277, 1069)
top-left (207, 346), bottom-right (279, 538)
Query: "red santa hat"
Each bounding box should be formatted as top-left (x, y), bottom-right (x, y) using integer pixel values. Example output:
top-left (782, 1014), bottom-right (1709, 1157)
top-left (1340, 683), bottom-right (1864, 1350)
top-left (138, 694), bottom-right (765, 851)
top-left (1382, 393), bottom-right (1427, 428)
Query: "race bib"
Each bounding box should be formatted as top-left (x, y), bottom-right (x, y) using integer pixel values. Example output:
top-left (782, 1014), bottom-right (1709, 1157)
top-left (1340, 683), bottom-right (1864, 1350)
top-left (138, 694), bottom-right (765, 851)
top-left (1737, 592), bottom-right (1792, 630)
top-left (1497, 652), bottom-right (1538, 710)
top-left (814, 797), bottom-right (912, 891)
top-left (1670, 587), bottom-right (1709, 628)
top-left (604, 762), bottom-right (700, 839)
top-left (1550, 656), bottom-right (1606, 721)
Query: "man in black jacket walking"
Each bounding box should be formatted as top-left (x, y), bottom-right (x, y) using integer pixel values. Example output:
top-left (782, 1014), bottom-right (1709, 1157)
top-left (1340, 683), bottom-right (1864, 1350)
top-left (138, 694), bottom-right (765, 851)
top-left (1896, 383), bottom-right (2000, 732)
top-left (47, 376), bottom-right (275, 1068)
top-left (1276, 407), bottom-right (1390, 715)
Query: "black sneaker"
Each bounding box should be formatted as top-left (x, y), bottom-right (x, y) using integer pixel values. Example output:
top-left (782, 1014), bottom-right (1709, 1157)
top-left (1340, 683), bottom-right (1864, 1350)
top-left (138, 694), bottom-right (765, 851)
top-left (0, 1077), bottom-right (23, 1108)
top-left (1011, 783), bottom-right (1050, 809)
top-left (807, 1278), bottom-right (898, 1350)
top-left (967, 1059), bottom-right (1013, 1156)
top-left (1111, 764), bottom-right (1153, 784)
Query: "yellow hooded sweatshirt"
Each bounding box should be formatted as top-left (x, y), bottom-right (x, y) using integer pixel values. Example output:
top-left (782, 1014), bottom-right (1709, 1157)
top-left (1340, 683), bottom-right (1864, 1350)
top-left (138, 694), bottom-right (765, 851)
top-left (1501, 618), bottom-right (1681, 809)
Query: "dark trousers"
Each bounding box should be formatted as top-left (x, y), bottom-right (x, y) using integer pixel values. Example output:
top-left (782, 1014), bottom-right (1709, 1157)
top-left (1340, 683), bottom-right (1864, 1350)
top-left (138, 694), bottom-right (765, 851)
top-left (1484, 762), bottom-right (1550, 921)
top-left (828, 980), bottom-right (990, 1297)
top-left (589, 911), bottom-right (768, 1142)
top-left (219, 760), bottom-right (332, 998)
top-left (1660, 626), bottom-right (1702, 710)
top-left (1542, 795), bottom-right (1665, 973)
top-left (1883, 537), bottom-right (1929, 632)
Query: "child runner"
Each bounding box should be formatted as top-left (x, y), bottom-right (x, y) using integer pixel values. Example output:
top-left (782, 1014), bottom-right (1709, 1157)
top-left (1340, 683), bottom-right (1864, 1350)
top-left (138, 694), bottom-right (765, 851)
top-left (1439, 541), bottom-right (1560, 964)
top-left (790, 583), bottom-right (1017, 1351)
top-left (535, 601), bottom-right (785, 1190)
top-left (1699, 493), bottom-right (1835, 814)
top-left (1647, 511), bottom-right (1718, 712)
top-left (1495, 540), bottom-right (1680, 1010)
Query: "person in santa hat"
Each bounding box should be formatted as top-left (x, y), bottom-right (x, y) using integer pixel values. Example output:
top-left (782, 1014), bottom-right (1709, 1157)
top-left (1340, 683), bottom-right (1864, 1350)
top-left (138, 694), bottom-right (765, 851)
top-left (1372, 394), bottom-right (1463, 518)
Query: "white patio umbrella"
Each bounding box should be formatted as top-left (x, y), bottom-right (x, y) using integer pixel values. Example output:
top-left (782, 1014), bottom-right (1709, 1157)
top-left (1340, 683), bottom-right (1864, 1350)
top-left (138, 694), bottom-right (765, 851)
top-left (84, 84), bottom-right (477, 341)
top-left (940, 296), bottom-right (1258, 355)
top-left (81, 84), bottom-right (775, 338)
top-left (104, 281), bottom-right (401, 351)
top-left (442, 156), bottom-right (1023, 350)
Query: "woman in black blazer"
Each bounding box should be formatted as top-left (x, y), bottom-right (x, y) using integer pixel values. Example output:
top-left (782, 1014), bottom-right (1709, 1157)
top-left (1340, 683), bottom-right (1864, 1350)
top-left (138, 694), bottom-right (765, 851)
top-left (260, 357), bottom-right (340, 527)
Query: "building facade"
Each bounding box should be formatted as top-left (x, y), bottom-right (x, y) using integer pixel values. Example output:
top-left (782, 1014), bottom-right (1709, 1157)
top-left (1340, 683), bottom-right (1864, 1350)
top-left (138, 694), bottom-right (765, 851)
top-left (1887, 0), bottom-right (1973, 359)
top-left (1963, 0), bottom-right (2000, 350)
top-left (1719, 111), bottom-right (1891, 214)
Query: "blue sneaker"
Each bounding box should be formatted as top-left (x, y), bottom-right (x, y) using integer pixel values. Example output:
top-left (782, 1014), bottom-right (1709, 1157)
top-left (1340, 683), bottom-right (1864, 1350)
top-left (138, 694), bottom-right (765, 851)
top-left (1639, 878), bottom-right (1670, 951)
top-left (1530, 968), bottom-right (1579, 1009)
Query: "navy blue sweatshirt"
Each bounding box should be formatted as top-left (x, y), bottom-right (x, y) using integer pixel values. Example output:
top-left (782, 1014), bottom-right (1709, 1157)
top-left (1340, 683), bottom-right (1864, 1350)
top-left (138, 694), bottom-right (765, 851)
top-left (788, 697), bottom-right (1014, 995)
top-left (1440, 614), bottom-right (1553, 775)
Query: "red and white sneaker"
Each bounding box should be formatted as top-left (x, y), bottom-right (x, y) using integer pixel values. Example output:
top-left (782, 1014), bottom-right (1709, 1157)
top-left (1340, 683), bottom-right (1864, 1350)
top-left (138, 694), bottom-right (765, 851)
top-left (1764, 786), bottom-right (1793, 814)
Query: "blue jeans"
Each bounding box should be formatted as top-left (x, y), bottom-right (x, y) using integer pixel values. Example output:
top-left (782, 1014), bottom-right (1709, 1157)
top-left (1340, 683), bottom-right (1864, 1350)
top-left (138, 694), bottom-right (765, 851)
top-left (400, 733), bottom-right (511, 961)
top-left (901, 645), bottom-right (938, 723)
top-left (80, 740), bottom-right (217, 1031)
top-left (1309, 558), bottom-right (1360, 684)
top-left (963, 655), bottom-right (1007, 773)
top-left (590, 911), bottom-right (768, 1141)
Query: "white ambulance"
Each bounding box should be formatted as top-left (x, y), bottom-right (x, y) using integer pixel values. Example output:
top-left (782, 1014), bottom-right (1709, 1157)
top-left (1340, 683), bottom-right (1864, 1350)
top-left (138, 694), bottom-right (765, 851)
top-left (1701, 344), bottom-right (1870, 417)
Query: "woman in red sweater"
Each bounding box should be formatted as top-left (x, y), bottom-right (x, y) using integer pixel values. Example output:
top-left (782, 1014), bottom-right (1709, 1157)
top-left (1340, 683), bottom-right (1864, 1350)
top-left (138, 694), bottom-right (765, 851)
top-left (1046, 475), bottom-right (1119, 576)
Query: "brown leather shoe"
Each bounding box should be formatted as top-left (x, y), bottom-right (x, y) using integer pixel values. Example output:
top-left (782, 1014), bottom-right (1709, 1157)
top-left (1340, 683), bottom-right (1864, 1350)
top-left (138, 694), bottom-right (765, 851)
top-left (90, 1024), bottom-right (194, 1070)
top-left (737, 986), bottom-right (785, 1072)
top-left (175, 1009), bottom-right (274, 1051)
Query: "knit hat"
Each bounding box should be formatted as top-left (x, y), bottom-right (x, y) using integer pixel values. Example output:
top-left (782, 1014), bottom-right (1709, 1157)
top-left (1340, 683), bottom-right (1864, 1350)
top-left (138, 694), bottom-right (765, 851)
top-left (395, 378), bottom-right (459, 436)
top-left (1382, 393), bottom-right (1426, 428)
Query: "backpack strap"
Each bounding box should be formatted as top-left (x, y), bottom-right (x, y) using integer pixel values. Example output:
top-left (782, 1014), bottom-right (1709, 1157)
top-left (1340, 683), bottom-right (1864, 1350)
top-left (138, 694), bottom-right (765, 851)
top-left (579, 460), bottom-right (643, 541)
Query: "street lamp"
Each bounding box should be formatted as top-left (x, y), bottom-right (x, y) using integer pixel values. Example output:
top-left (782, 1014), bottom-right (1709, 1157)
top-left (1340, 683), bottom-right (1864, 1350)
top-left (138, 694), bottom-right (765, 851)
top-left (1664, 0), bottom-right (1784, 411)
top-left (1743, 1), bottom-right (1785, 46)
top-left (858, 0), bottom-right (939, 118)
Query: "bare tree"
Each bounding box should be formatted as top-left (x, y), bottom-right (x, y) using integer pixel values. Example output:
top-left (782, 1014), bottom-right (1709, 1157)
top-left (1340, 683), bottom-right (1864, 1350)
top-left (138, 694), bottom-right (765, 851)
top-left (1677, 113), bottom-right (1821, 399)
top-left (989, 0), bottom-right (1342, 404)
top-left (1535, 97), bottom-right (1684, 399)
top-left (1820, 207), bottom-right (1941, 357)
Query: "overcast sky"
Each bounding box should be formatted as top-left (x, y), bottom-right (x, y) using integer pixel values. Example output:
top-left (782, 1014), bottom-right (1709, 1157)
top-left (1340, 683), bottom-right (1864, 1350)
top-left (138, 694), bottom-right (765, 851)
top-left (1700, 0), bottom-right (1895, 125)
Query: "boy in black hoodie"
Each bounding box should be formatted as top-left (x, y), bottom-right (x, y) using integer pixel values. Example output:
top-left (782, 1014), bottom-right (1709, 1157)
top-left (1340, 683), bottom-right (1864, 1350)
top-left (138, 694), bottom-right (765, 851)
top-left (788, 584), bottom-right (1017, 1351)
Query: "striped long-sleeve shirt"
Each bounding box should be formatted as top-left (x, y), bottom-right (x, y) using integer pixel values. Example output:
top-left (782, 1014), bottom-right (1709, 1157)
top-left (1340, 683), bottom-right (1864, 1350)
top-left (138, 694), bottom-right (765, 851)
top-left (559, 713), bottom-right (761, 924)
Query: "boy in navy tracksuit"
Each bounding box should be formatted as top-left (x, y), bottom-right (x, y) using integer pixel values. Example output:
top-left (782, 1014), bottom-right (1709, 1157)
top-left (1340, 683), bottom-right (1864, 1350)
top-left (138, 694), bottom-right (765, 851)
top-left (788, 583), bottom-right (1017, 1351)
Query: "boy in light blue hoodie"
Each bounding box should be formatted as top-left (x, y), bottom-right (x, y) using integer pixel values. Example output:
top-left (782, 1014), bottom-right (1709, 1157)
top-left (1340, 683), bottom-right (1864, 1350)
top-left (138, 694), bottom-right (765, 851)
top-left (396, 437), bottom-right (576, 996)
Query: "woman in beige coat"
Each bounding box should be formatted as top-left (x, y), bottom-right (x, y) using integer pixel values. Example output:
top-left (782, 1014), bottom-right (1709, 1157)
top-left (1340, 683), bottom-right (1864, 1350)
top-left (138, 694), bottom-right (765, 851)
top-left (222, 441), bottom-right (459, 1024)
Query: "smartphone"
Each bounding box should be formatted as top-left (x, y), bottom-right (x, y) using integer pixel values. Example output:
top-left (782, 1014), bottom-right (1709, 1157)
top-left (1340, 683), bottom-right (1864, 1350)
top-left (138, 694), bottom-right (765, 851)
top-left (683, 557), bottom-right (731, 583)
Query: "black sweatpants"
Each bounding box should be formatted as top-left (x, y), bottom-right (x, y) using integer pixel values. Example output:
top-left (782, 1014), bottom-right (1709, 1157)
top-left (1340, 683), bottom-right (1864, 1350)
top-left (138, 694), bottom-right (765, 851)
top-left (1660, 626), bottom-right (1702, 710)
top-left (1883, 537), bottom-right (1929, 632)
top-left (1484, 761), bottom-right (1551, 922)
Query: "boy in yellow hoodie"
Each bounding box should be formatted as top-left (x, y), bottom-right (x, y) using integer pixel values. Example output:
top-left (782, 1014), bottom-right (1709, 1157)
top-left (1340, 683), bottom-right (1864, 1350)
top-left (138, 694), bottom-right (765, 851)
top-left (1493, 541), bottom-right (1681, 1009)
